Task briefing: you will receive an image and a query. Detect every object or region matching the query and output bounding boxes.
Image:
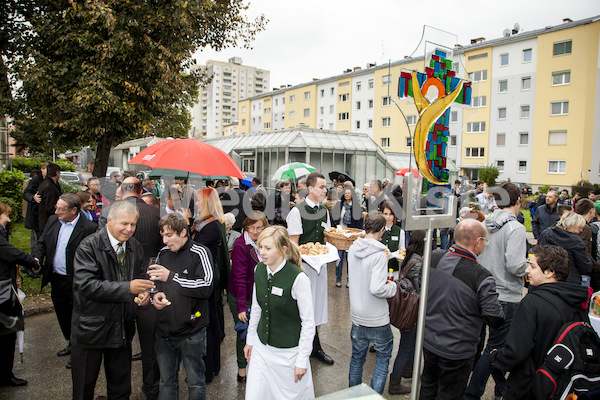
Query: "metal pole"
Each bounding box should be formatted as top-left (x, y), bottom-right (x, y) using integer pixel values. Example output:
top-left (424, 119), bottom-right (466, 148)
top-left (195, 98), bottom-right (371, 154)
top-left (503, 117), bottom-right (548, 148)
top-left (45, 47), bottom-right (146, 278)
top-left (410, 218), bottom-right (434, 400)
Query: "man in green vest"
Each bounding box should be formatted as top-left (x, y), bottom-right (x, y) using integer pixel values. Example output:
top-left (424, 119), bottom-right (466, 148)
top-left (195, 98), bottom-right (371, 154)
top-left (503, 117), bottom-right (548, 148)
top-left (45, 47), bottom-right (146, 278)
top-left (287, 172), bottom-right (334, 365)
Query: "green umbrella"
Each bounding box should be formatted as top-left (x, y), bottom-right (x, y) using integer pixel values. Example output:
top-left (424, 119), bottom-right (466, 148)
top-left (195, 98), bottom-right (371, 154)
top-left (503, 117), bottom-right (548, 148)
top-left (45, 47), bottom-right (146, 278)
top-left (271, 162), bottom-right (316, 181)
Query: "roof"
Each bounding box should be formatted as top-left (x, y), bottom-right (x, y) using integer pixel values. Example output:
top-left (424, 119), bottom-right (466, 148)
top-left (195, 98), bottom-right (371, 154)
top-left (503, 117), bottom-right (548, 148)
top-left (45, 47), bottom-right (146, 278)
top-left (202, 128), bottom-right (382, 155)
top-left (113, 136), bottom-right (168, 150)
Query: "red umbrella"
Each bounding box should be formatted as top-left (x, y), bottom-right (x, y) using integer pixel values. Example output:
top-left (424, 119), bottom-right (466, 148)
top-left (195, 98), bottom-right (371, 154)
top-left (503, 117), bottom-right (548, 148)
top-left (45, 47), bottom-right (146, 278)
top-left (128, 139), bottom-right (243, 178)
top-left (395, 168), bottom-right (420, 176)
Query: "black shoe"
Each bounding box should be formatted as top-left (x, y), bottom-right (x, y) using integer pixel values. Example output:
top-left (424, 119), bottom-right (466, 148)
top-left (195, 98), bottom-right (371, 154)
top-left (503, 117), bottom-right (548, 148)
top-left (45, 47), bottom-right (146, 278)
top-left (369, 344), bottom-right (376, 353)
top-left (132, 352), bottom-right (142, 361)
top-left (237, 374), bottom-right (246, 382)
top-left (21, 267), bottom-right (39, 279)
top-left (66, 359), bottom-right (72, 369)
top-left (0, 377), bottom-right (28, 387)
top-left (311, 349), bottom-right (334, 365)
top-left (57, 344), bottom-right (71, 357)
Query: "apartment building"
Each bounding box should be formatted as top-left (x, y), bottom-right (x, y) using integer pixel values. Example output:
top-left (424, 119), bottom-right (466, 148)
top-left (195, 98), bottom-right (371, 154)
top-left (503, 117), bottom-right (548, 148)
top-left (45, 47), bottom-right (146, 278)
top-left (237, 15), bottom-right (600, 186)
top-left (189, 57), bottom-right (270, 138)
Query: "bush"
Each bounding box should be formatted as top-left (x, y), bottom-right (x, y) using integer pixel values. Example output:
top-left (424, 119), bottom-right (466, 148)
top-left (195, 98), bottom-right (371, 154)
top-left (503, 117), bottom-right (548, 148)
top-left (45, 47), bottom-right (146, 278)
top-left (0, 170), bottom-right (25, 223)
top-left (478, 165), bottom-right (500, 188)
top-left (538, 185), bottom-right (551, 195)
top-left (10, 156), bottom-right (75, 173)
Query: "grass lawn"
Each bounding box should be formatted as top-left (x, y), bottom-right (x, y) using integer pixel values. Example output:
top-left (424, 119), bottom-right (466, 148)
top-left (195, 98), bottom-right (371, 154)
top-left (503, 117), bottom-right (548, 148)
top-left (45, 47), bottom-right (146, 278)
top-left (9, 222), bottom-right (50, 296)
top-left (523, 208), bottom-right (532, 232)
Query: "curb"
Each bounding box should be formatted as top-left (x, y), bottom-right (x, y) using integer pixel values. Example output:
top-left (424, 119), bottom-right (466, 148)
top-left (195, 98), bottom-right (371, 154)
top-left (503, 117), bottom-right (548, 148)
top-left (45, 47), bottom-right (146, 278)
top-left (24, 302), bottom-right (54, 317)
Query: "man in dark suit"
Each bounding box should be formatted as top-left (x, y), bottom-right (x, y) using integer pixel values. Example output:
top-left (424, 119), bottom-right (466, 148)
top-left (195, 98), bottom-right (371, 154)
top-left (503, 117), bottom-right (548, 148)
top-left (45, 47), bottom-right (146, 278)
top-left (31, 193), bottom-right (97, 369)
top-left (121, 176), bottom-right (162, 400)
top-left (221, 177), bottom-right (250, 233)
top-left (37, 162), bottom-right (62, 233)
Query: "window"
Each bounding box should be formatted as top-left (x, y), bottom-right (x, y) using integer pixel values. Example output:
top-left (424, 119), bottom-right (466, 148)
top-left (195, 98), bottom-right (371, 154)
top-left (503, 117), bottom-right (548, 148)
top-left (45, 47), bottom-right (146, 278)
top-left (452, 62), bottom-right (460, 74)
top-left (407, 115), bottom-right (417, 125)
top-left (519, 132), bottom-right (529, 145)
top-left (368, 119), bottom-right (373, 128)
top-left (496, 133), bottom-right (506, 146)
top-left (499, 80), bottom-right (508, 93)
top-left (450, 135), bottom-right (457, 146)
top-left (264, 108), bottom-right (271, 115)
top-left (518, 161), bottom-right (527, 172)
top-left (338, 112), bottom-right (349, 121)
top-left (553, 40), bottom-right (572, 56)
top-left (339, 93), bottom-right (349, 102)
top-left (320, 89), bottom-right (325, 97)
top-left (497, 160), bottom-right (505, 172)
top-left (368, 99), bottom-right (374, 108)
top-left (468, 53), bottom-right (488, 61)
top-left (382, 117), bottom-right (391, 127)
top-left (469, 70), bottom-right (488, 82)
top-left (521, 76), bottom-right (531, 90)
top-left (548, 130), bottom-right (567, 145)
top-left (498, 107), bottom-right (507, 120)
top-left (290, 94), bottom-right (295, 103)
top-left (406, 137), bottom-right (414, 147)
top-left (500, 53), bottom-right (509, 66)
top-left (330, 87), bottom-right (335, 95)
top-left (552, 70), bottom-right (571, 86)
top-left (381, 138), bottom-right (390, 148)
top-left (450, 111), bottom-right (458, 122)
top-left (382, 96), bottom-right (391, 106)
top-left (356, 121), bottom-right (361, 129)
top-left (522, 48), bottom-right (532, 62)
top-left (465, 147), bottom-right (485, 158)
top-left (550, 101), bottom-right (569, 116)
top-left (264, 122), bottom-right (271, 129)
top-left (289, 110), bottom-right (295, 119)
top-left (274, 99), bottom-right (278, 106)
top-left (356, 101), bottom-right (361, 110)
top-left (303, 108), bottom-right (310, 117)
top-left (242, 159), bottom-right (255, 173)
top-left (339, 81), bottom-right (349, 87)
top-left (242, 106), bottom-right (247, 112)
top-left (466, 122), bottom-right (486, 133)
top-left (472, 96), bottom-right (487, 108)
top-left (368, 79), bottom-right (374, 89)
top-left (356, 82), bottom-right (362, 91)
top-left (304, 91), bottom-right (310, 100)
top-left (548, 160), bottom-right (566, 174)
top-left (241, 119), bottom-right (246, 126)
top-left (382, 75), bottom-right (391, 86)
top-left (329, 105), bottom-right (334, 114)
top-left (282, 98), bottom-right (285, 104)
top-left (521, 105), bottom-right (530, 118)
top-left (320, 106), bottom-right (324, 115)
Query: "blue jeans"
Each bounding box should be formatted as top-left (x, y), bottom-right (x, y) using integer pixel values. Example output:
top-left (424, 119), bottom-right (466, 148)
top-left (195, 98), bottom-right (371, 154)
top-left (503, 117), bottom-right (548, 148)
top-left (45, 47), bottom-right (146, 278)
top-left (439, 228), bottom-right (450, 250)
top-left (336, 250), bottom-right (347, 284)
top-left (155, 327), bottom-right (207, 400)
top-left (349, 323), bottom-right (393, 394)
top-left (464, 301), bottom-right (518, 400)
top-left (390, 326), bottom-right (416, 379)
top-left (420, 348), bottom-right (474, 400)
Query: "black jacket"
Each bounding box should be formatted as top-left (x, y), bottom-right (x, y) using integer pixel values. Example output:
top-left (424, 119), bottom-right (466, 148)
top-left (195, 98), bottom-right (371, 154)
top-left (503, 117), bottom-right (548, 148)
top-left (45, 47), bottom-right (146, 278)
top-left (37, 177), bottom-right (62, 232)
top-left (531, 204), bottom-right (559, 239)
top-left (493, 283), bottom-right (591, 400)
top-left (221, 187), bottom-right (251, 232)
top-left (128, 197), bottom-right (162, 265)
top-left (538, 227), bottom-right (593, 284)
top-left (23, 174), bottom-right (43, 231)
top-left (32, 213), bottom-right (97, 289)
top-left (154, 240), bottom-right (214, 340)
top-left (71, 228), bottom-right (144, 349)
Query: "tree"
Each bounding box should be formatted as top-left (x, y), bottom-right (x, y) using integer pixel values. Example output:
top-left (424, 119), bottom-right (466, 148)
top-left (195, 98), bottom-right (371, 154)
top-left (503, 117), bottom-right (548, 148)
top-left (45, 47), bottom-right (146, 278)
top-left (478, 165), bottom-right (500, 188)
top-left (5, 0), bottom-right (266, 176)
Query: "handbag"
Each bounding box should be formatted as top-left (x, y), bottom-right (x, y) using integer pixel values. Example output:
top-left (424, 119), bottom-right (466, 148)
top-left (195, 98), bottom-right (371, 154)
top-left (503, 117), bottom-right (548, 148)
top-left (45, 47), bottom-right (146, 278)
top-left (0, 279), bottom-right (24, 333)
top-left (388, 259), bottom-right (420, 332)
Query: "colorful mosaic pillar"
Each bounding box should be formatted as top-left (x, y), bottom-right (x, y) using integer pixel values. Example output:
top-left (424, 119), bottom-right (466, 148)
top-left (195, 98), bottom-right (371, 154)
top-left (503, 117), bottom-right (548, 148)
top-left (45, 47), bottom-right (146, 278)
top-left (398, 50), bottom-right (471, 184)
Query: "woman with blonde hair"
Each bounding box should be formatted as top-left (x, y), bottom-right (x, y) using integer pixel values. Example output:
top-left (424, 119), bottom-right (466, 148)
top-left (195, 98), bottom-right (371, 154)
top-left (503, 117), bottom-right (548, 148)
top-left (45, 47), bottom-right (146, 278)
top-left (244, 225), bottom-right (315, 399)
top-left (538, 211), bottom-right (592, 285)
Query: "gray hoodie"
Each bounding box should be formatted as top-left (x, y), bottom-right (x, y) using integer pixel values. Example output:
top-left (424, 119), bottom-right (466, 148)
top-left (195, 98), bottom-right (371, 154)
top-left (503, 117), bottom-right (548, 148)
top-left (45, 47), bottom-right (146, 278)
top-left (479, 209), bottom-right (527, 303)
top-left (347, 237), bottom-right (397, 327)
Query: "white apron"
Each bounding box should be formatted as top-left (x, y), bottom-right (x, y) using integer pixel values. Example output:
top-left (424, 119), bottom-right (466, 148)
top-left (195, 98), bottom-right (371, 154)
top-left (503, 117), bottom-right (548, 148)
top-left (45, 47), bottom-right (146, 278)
top-left (302, 260), bottom-right (328, 326)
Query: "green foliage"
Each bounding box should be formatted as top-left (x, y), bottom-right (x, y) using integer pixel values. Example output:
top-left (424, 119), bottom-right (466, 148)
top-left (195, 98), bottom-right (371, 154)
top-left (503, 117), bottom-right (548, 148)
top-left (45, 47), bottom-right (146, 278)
top-left (4, 0), bottom-right (267, 177)
top-left (58, 178), bottom-right (83, 194)
top-left (0, 169), bottom-right (25, 222)
top-left (8, 222), bottom-right (50, 295)
top-left (538, 185), bottom-right (551, 195)
top-left (10, 156), bottom-right (75, 173)
top-left (478, 165), bottom-right (500, 188)
top-left (523, 209), bottom-right (532, 233)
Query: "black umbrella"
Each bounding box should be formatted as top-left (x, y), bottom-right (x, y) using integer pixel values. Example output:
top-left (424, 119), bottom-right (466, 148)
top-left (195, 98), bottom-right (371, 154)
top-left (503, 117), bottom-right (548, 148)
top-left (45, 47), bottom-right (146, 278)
top-left (328, 171), bottom-right (355, 186)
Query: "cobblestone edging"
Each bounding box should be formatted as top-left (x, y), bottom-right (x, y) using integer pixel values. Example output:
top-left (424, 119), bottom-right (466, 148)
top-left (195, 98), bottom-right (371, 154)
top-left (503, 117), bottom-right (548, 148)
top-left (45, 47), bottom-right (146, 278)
top-left (24, 302), bottom-right (54, 317)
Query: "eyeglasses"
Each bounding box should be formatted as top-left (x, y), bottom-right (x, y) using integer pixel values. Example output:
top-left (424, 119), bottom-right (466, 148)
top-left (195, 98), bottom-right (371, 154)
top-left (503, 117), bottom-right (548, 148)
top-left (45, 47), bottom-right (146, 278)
top-left (247, 226), bottom-right (265, 232)
top-left (477, 237), bottom-right (489, 245)
top-left (55, 207), bottom-right (73, 212)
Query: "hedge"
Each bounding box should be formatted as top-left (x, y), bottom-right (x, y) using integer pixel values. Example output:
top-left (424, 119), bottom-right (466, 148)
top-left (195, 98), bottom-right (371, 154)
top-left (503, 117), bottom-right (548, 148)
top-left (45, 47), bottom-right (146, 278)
top-left (10, 156), bottom-right (75, 173)
top-left (0, 169), bottom-right (25, 223)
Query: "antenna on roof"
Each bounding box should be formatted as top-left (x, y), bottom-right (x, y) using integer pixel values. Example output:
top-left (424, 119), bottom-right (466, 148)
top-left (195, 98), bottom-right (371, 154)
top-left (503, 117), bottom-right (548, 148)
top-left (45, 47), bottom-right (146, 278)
top-left (512, 23), bottom-right (520, 35)
top-left (503, 28), bottom-right (511, 37)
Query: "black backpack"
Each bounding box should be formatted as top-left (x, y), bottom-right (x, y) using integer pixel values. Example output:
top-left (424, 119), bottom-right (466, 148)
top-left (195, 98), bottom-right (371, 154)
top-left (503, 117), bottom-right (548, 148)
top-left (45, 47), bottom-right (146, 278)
top-left (532, 291), bottom-right (600, 400)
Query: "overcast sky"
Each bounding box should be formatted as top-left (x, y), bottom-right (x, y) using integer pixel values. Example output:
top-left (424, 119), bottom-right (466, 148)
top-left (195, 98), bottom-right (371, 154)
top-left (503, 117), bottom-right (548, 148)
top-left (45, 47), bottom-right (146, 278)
top-left (194, 0), bottom-right (600, 89)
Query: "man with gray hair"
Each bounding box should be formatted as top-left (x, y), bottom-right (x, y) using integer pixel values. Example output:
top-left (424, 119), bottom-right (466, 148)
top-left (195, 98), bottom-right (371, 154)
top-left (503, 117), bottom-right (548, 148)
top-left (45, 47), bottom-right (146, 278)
top-left (421, 219), bottom-right (504, 400)
top-left (71, 200), bottom-right (155, 400)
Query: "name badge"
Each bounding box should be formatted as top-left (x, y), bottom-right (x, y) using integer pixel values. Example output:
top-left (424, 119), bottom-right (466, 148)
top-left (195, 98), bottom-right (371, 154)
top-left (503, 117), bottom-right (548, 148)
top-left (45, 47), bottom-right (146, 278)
top-left (321, 221), bottom-right (328, 229)
top-left (391, 236), bottom-right (399, 241)
top-left (271, 286), bottom-right (283, 296)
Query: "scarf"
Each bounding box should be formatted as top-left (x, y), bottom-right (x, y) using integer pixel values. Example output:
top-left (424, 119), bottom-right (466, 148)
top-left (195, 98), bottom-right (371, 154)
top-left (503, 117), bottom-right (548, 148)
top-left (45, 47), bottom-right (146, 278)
top-left (244, 231), bottom-right (263, 263)
top-left (342, 201), bottom-right (352, 226)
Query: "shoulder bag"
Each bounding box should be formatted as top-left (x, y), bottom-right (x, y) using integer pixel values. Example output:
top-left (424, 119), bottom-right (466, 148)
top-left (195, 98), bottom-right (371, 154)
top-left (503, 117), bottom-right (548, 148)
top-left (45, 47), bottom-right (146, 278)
top-left (388, 259), bottom-right (420, 332)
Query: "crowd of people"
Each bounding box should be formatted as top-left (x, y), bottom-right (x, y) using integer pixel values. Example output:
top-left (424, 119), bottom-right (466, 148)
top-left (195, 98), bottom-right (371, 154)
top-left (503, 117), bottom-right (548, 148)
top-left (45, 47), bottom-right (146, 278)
top-left (1, 164), bottom-right (600, 400)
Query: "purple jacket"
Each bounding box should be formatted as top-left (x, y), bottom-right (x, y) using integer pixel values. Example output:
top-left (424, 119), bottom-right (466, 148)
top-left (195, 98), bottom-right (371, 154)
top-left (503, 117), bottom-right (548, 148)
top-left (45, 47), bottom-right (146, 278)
top-left (228, 234), bottom-right (260, 314)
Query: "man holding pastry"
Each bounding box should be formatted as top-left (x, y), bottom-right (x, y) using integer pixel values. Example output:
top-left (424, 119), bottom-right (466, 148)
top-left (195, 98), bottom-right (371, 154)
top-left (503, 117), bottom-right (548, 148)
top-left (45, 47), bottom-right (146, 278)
top-left (149, 213), bottom-right (215, 399)
top-left (287, 172), bottom-right (335, 365)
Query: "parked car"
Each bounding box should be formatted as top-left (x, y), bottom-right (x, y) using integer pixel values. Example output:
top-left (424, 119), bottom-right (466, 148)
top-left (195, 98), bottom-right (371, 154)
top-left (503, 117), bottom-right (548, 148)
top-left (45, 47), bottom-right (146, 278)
top-left (60, 171), bottom-right (86, 186)
top-left (513, 182), bottom-right (532, 195)
top-left (105, 167), bottom-right (124, 179)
